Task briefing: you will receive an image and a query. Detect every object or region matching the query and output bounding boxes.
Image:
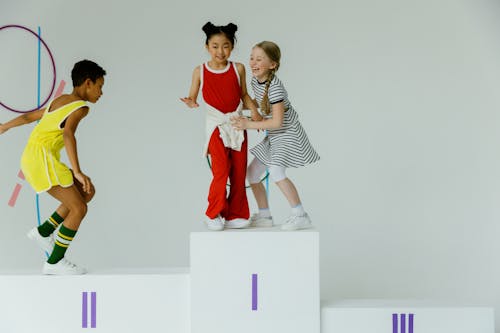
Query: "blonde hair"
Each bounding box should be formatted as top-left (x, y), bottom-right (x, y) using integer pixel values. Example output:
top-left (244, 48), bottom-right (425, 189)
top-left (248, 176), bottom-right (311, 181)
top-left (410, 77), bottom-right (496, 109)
top-left (255, 41), bottom-right (281, 115)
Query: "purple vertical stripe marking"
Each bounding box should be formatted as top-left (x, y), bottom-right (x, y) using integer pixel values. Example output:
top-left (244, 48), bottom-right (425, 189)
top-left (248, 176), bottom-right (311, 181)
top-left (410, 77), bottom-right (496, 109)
top-left (252, 274), bottom-right (258, 311)
top-left (91, 292), bottom-right (97, 328)
top-left (82, 292), bottom-right (88, 328)
top-left (392, 314), bottom-right (398, 333)
top-left (400, 313), bottom-right (406, 333)
top-left (409, 313), bottom-right (414, 333)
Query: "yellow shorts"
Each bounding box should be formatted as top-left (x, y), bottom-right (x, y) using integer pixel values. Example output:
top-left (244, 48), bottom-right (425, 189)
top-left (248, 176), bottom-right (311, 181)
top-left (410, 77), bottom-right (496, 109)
top-left (20, 144), bottom-right (73, 193)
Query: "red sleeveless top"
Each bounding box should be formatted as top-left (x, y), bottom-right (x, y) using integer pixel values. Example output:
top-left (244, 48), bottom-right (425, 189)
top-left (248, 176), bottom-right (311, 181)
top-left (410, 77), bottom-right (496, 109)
top-left (201, 62), bottom-right (241, 113)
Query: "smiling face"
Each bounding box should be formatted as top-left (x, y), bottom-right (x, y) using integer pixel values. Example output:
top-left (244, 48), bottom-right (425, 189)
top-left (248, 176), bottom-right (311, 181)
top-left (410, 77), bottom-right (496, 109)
top-left (249, 46), bottom-right (277, 82)
top-left (206, 33), bottom-right (233, 68)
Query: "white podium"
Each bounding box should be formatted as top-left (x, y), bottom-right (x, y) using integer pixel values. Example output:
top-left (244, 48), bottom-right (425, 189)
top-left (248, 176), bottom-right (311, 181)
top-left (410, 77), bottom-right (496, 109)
top-left (190, 228), bottom-right (320, 333)
top-left (1, 232), bottom-right (495, 333)
top-left (321, 299), bottom-right (494, 333)
top-left (0, 268), bottom-right (190, 333)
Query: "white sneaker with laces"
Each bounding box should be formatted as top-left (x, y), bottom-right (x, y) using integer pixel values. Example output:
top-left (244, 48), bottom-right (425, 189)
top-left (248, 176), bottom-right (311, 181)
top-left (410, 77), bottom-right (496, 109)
top-left (249, 213), bottom-right (274, 228)
top-left (281, 213), bottom-right (313, 231)
top-left (205, 216), bottom-right (224, 231)
top-left (27, 227), bottom-right (54, 253)
top-left (224, 218), bottom-right (250, 229)
top-left (43, 258), bottom-right (87, 275)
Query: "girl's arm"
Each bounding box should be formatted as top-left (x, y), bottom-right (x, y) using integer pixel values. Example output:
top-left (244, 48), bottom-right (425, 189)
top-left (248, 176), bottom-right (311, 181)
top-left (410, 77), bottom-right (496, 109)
top-left (236, 63), bottom-right (262, 121)
top-left (0, 109), bottom-right (45, 134)
top-left (232, 102), bottom-right (285, 130)
top-left (180, 67), bottom-right (201, 108)
top-left (63, 106), bottom-right (93, 193)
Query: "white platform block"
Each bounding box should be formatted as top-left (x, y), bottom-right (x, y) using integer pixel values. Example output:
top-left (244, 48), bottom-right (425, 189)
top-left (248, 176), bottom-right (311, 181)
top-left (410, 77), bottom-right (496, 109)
top-left (190, 228), bottom-right (320, 333)
top-left (0, 268), bottom-right (190, 333)
top-left (321, 299), bottom-right (494, 333)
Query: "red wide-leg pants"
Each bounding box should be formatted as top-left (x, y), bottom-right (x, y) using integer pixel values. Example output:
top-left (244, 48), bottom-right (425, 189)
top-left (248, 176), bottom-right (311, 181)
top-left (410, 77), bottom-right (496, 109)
top-left (206, 128), bottom-right (249, 220)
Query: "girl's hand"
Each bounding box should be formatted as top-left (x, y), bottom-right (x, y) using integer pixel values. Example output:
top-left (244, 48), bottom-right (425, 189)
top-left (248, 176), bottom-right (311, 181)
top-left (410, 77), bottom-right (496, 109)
top-left (180, 97), bottom-right (199, 108)
top-left (0, 123), bottom-right (7, 135)
top-left (231, 116), bottom-right (250, 130)
top-left (74, 171), bottom-right (93, 194)
top-left (251, 114), bottom-right (263, 122)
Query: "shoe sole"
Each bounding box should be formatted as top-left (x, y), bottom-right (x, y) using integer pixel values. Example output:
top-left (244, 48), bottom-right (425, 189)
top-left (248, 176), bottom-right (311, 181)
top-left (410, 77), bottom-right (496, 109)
top-left (281, 223), bottom-right (313, 231)
top-left (224, 223), bottom-right (251, 229)
top-left (42, 271), bottom-right (87, 276)
top-left (43, 268), bottom-right (87, 275)
top-left (43, 270), bottom-right (87, 275)
top-left (43, 264), bottom-right (87, 275)
top-left (250, 222), bottom-right (274, 228)
top-left (206, 226), bottom-right (224, 231)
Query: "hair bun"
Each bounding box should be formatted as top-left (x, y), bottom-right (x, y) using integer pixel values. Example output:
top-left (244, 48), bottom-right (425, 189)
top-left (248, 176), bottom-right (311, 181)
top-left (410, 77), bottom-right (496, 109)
top-left (202, 22), bottom-right (238, 46)
top-left (223, 23), bottom-right (238, 34)
top-left (202, 22), bottom-right (216, 34)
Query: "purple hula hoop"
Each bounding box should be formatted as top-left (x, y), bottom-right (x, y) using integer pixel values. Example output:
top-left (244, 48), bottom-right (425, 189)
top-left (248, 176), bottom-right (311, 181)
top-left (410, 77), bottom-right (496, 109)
top-left (0, 24), bottom-right (56, 113)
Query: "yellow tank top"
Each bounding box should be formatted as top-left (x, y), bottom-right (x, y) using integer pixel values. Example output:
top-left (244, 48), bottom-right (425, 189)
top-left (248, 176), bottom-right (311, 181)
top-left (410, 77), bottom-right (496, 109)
top-left (27, 100), bottom-right (87, 150)
top-left (21, 99), bottom-right (87, 193)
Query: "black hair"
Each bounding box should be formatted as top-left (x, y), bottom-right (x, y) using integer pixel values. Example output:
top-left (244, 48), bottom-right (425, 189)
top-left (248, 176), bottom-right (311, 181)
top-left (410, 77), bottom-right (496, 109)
top-left (202, 22), bottom-right (238, 46)
top-left (71, 59), bottom-right (106, 87)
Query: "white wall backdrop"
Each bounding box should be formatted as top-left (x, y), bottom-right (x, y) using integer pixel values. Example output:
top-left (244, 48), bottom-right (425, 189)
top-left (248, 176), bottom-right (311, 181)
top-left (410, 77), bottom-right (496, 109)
top-left (1, 0), bottom-right (500, 329)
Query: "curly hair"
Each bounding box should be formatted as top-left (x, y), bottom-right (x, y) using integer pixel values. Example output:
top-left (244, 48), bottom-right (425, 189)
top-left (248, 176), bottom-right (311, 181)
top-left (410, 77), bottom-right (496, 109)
top-left (71, 60), bottom-right (106, 87)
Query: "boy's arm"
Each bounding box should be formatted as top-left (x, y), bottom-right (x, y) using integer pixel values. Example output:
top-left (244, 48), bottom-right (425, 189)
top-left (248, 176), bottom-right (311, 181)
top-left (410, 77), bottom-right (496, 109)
top-left (63, 106), bottom-right (92, 193)
top-left (180, 67), bottom-right (201, 108)
top-left (236, 63), bottom-right (262, 121)
top-left (0, 109), bottom-right (45, 134)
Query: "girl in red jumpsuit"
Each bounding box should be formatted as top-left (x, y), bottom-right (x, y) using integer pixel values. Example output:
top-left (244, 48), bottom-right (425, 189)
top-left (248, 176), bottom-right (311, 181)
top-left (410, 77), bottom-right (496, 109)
top-left (181, 22), bottom-right (258, 231)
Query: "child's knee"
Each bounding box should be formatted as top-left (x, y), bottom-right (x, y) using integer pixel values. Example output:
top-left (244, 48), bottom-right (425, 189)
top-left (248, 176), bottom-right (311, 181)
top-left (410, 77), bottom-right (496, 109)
top-left (71, 201), bottom-right (88, 218)
top-left (269, 165), bottom-right (287, 183)
top-left (247, 160), bottom-right (265, 184)
top-left (247, 168), bottom-right (262, 184)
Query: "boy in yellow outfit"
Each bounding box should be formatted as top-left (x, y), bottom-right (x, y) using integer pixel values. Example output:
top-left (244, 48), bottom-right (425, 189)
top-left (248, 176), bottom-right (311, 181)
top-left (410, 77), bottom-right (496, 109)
top-left (0, 60), bottom-right (106, 275)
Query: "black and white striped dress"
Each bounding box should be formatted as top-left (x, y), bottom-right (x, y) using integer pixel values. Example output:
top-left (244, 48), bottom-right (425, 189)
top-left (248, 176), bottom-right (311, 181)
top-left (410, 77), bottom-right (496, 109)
top-left (250, 76), bottom-right (320, 168)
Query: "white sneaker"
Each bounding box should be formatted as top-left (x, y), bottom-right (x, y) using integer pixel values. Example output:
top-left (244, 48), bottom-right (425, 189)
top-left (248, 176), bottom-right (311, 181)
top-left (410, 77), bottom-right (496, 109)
top-left (27, 227), bottom-right (54, 253)
top-left (249, 213), bottom-right (274, 227)
top-left (43, 258), bottom-right (87, 275)
top-left (205, 216), bottom-right (224, 231)
top-left (281, 213), bottom-right (313, 231)
top-left (225, 218), bottom-right (250, 229)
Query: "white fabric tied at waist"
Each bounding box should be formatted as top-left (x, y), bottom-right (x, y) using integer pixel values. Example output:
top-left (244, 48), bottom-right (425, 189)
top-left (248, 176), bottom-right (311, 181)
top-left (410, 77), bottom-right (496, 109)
top-left (203, 102), bottom-right (244, 156)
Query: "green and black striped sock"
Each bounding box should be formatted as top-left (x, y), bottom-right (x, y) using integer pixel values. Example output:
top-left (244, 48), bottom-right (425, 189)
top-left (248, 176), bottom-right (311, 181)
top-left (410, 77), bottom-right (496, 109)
top-left (38, 211), bottom-right (64, 237)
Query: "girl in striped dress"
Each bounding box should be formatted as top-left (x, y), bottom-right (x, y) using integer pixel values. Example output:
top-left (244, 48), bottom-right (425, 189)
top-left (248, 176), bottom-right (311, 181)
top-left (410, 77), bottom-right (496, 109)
top-left (232, 41), bottom-right (320, 231)
top-left (0, 60), bottom-right (105, 274)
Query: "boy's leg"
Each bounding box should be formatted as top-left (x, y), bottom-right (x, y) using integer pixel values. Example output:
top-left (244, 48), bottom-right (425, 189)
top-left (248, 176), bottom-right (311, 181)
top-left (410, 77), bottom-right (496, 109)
top-left (45, 185), bottom-right (87, 265)
top-left (36, 211), bottom-right (64, 237)
top-left (37, 175), bottom-right (95, 237)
